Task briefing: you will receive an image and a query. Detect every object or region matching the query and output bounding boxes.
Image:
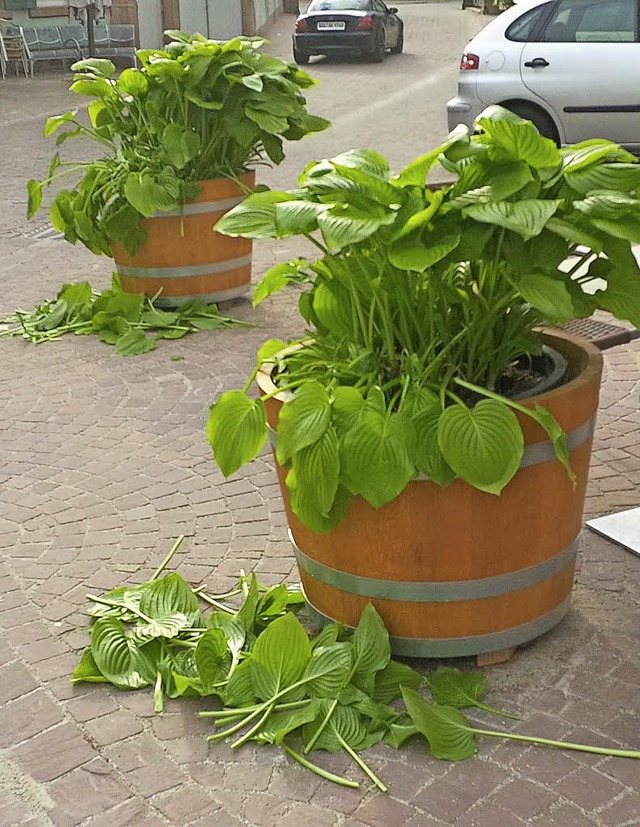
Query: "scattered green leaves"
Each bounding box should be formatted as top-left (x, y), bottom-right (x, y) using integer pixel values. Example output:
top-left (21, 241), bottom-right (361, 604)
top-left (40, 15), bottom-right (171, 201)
top-left (0, 275), bottom-right (249, 354)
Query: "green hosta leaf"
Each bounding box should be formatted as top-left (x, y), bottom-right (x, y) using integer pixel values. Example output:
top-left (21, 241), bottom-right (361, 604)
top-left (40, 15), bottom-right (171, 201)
top-left (475, 111), bottom-right (561, 169)
top-left (43, 110), bottom-right (77, 137)
top-left (438, 400), bottom-right (524, 495)
top-left (275, 200), bottom-right (327, 236)
top-left (412, 406), bottom-right (455, 486)
top-left (287, 426), bottom-right (340, 522)
top-left (429, 667), bottom-right (487, 709)
top-left (339, 410), bottom-right (415, 508)
top-left (215, 191), bottom-right (291, 238)
top-left (394, 190), bottom-right (444, 239)
top-left (262, 133), bottom-right (284, 165)
top-left (286, 469), bottom-right (353, 533)
top-left (545, 217), bottom-right (603, 254)
top-left (350, 603), bottom-right (390, 678)
top-left (196, 628), bottom-right (231, 691)
top-left (207, 392), bottom-right (267, 477)
top-left (250, 613), bottom-right (312, 700)
top-left (302, 642), bottom-right (352, 697)
top-left (245, 107), bottom-right (288, 134)
top-left (563, 162), bottom-right (640, 195)
top-left (236, 573), bottom-right (261, 634)
top-left (592, 216), bottom-right (640, 244)
top-left (256, 338), bottom-right (287, 368)
top-left (116, 67), bottom-right (148, 96)
top-left (276, 381), bottom-right (331, 465)
top-left (139, 573), bottom-right (200, 619)
top-left (87, 584), bottom-right (145, 620)
top-left (561, 141), bottom-right (637, 175)
top-left (124, 173), bottom-right (177, 217)
top-left (402, 687), bottom-right (477, 761)
top-left (331, 386), bottom-right (366, 429)
top-left (516, 273), bottom-right (575, 324)
top-left (114, 329), bottom-right (156, 356)
top-left (69, 77), bottom-right (116, 99)
top-left (242, 72), bottom-right (263, 91)
top-left (317, 203), bottom-right (395, 250)
top-left (389, 230), bottom-right (460, 272)
top-left (255, 699), bottom-right (321, 744)
top-left (304, 701), bottom-right (367, 753)
top-left (58, 281), bottom-right (93, 308)
top-left (223, 659), bottom-right (257, 707)
top-left (311, 279), bottom-right (354, 338)
top-left (253, 261), bottom-right (308, 305)
top-left (372, 660), bottom-right (424, 704)
top-left (161, 123), bottom-right (201, 169)
top-left (573, 192), bottom-right (640, 219)
top-left (133, 612), bottom-right (190, 640)
top-left (465, 199), bottom-right (560, 241)
top-left (206, 611), bottom-right (246, 659)
top-left (91, 617), bottom-right (156, 689)
top-left (72, 57), bottom-right (116, 77)
top-left (385, 720), bottom-right (420, 749)
top-left (311, 623), bottom-right (346, 650)
top-left (395, 125), bottom-right (468, 187)
top-left (526, 405), bottom-right (575, 482)
top-left (26, 180), bottom-right (43, 219)
top-left (71, 647), bottom-right (108, 684)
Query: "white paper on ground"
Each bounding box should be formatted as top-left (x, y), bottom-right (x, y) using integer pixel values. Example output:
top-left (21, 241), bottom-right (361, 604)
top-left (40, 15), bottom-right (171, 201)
top-left (586, 507), bottom-right (640, 557)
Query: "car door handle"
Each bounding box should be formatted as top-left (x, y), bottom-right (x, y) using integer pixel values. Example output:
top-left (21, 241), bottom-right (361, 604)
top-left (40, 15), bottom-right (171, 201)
top-left (524, 58), bottom-right (550, 68)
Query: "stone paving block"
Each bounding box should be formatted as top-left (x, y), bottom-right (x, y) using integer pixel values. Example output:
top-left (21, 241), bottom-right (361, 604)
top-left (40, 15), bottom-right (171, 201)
top-left (0, 660), bottom-right (39, 705)
top-left (10, 721), bottom-right (96, 782)
top-left (0, 690), bottom-right (64, 749)
top-left (105, 735), bottom-right (185, 797)
top-left (152, 784), bottom-right (220, 824)
top-left (83, 710), bottom-right (145, 747)
top-left (82, 797), bottom-right (166, 827)
top-left (351, 794), bottom-right (417, 827)
top-left (47, 758), bottom-right (134, 826)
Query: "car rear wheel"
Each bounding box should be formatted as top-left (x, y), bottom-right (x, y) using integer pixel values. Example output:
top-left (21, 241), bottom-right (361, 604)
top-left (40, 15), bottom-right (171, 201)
top-left (503, 102), bottom-right (560, 146)
top-left (391, 24), bottom-right (403, 54)
top-left (293, 46), bottom-right (309, 65)
top-left (368, 32), bottom-right (385, 63)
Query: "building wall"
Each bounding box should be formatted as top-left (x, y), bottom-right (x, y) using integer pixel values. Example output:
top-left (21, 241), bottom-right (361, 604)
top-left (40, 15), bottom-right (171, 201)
top-left (252, 0), bottom-right (281, 31)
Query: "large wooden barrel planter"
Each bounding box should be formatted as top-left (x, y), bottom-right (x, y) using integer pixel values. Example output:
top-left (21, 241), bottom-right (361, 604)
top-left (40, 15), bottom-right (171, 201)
top-left (258, 331), bottom-right (603, 658)
top-left (113, 171), bottom-right (255, 308)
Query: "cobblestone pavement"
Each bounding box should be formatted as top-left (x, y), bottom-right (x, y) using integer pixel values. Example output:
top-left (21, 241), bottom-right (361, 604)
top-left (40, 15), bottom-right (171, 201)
top-left (1, 4), bottom-right (640, 826)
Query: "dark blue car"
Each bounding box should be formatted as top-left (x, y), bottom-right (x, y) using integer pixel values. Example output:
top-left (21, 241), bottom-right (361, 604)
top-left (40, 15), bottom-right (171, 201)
top-left (293, 0), bottom-right (404, 64)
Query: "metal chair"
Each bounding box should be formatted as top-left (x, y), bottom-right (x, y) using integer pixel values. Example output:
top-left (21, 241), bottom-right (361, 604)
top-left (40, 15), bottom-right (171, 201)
top-left (0, 24), bottom-right (32, 78)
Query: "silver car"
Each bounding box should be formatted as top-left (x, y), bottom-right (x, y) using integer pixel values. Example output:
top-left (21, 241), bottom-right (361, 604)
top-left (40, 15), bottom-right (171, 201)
top-left (447, 0), bottom-right (640, 150)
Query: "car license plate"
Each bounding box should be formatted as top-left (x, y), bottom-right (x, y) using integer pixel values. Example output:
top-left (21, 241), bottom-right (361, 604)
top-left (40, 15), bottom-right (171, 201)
top-left (317, 21), bottom-right (345, 30)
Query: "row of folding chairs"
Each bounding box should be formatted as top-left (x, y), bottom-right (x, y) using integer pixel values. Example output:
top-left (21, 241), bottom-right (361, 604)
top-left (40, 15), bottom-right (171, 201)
top-left (0, 24), bottom-right (32, 79)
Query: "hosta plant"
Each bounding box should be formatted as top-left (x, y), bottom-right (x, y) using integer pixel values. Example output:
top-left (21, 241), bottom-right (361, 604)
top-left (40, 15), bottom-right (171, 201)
top-left (27, 31), bottom-right (329, 256)
top-left (207, 106), bottom-right (640, 532)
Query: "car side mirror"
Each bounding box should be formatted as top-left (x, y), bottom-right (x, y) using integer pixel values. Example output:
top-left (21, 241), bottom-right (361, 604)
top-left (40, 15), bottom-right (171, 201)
top-left (388, 7), bottom-right (398, 12)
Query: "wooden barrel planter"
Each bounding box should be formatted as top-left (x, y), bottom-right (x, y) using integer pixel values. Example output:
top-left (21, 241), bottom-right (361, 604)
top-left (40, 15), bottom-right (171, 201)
top-left (258, 331), bottom-right (603, 658)
top-left (112, 171), bottom-right (255, 308)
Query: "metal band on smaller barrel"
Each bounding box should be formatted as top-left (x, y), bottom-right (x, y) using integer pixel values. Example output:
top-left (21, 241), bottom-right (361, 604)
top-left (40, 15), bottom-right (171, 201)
top-left (115, 254), bottom-right (252, 280)
top-left (149, 195), bottom-right (247, 219)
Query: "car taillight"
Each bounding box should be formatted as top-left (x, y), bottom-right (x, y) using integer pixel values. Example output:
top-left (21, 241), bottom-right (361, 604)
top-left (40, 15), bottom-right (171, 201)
top-left (355, 16), bottom-right (374, 31)
top-left (460, 52), bottom-right (480, 71)
top-left (295, 18), bottom-right (309, 33)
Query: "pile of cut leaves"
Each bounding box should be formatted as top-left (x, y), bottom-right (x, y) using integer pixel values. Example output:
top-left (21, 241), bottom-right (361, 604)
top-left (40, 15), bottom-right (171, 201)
top-left (73, 539), bottom-right (640, 791)
top-left (0, 275), bottom-right (249, 355)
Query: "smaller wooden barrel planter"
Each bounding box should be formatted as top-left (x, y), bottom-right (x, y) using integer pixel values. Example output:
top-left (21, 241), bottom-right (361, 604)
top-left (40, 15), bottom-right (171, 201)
top-left (113, 171), bottom-right (255, 308)
top-left (258, 331), bottom-right (603, 658)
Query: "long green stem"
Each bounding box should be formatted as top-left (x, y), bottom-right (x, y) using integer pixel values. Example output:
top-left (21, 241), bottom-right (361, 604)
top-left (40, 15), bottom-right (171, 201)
top-left (85, 594), bottom-right (151, 623)
top-left (230, 703), bottom-right (275, 749)
top-left (154, 670), bottom-right (164, 713)
top-left (151, 536), bottom-right (185, 580)
top-left (336, 732), bottom-right (387, 792)
top-left (280, 741), bottom-right (361, 788)
top-left (474, 702), bottom-right (522, 722)
top-left (304, 698), bottom-right (338, 754)
top-left (471, 727), bottom-right (640, 758)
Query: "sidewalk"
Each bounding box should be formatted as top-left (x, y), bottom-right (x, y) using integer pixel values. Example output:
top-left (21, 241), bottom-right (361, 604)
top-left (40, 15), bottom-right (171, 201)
top-left (1, 18), bottom-right (640, 827)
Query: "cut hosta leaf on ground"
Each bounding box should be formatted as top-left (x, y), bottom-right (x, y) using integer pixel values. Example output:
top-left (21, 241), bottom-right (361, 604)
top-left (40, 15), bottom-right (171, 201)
top-left (0, 275), bottom-right (249, 353)
top-left (72, 545), bottom-right (640, 792)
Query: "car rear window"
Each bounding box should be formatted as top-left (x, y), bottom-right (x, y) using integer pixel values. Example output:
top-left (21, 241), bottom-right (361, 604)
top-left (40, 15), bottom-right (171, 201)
top-left (307, 0), bottom-right (370, 10)
top-left (506, 4), bottom-right (552, 42)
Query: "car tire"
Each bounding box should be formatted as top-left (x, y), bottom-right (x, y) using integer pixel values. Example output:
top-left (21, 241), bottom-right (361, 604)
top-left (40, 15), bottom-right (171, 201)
top-left (503, 102), bottom-right (560, 146)
top-left (293, 46), bottom-right (309, 65)
top-left (369, 32), bottom-right (385, 63)
top-left (391, 24), bottom-right (404, 54)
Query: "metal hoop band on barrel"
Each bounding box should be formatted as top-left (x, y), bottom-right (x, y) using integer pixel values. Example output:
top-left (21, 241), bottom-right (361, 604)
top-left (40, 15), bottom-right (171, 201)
top-left (303, 595), bottom-right (572, 658)
top-left (148, 195), bottom-right (247, 219)
top-left (115, 253), bottom-right (253, 280)
top-left (290, 531), bottom-right (578, 602)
